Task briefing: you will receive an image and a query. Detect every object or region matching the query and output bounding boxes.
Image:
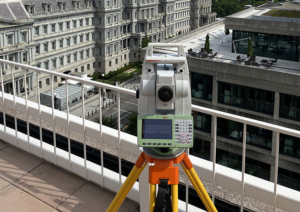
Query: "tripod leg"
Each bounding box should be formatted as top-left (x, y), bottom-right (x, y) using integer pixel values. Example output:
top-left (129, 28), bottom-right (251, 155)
top-left (171, 185), bottom-right (178, 212)
top-left (150, 184), bottom-right (156, 212)
top-left (107, 152), bottom-right (148, 212)
top-left (180, 163), bottom-right (218, 212)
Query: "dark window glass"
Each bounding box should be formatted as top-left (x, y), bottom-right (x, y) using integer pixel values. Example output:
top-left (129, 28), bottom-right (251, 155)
top-left (216, 149), bottom-right (270, 181)
top-left (190, 138), bottom-right (210, 161)
top-left (246, 125), bottom-right (272, 150)
top-left (191, 72), bottom-right (213, 101)
top-left (279, 134), bottom-right (300, 159)
top-left (279, 93), bottom-right (300, 122)
top-left (193, 111), bottom-right (211, 133)
top-left (278, 168), bottom-right (300, 192)
top-left (218, 82), bottom-right (274, 115)
top-left (217, 117), bottom-right (243, 142)
top-left (232, 30), bottom-right (299, 62)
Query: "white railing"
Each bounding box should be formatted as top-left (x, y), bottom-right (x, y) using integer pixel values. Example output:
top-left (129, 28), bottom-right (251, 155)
top-left (0, 59), bottom-right (300, 212)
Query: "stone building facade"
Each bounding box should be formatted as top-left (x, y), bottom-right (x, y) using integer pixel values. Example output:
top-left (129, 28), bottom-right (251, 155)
top-left (0, 0), bottom-right (216, 99)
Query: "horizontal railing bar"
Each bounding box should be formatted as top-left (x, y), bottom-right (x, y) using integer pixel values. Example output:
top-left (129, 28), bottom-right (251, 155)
top-left (192, 105), bottom-right (300, 138)
top-left (0, 59), bottom-right (136, 96)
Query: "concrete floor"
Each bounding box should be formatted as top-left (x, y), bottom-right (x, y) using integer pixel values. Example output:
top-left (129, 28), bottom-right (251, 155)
top-left (0, 139), bottom-right (139, 212)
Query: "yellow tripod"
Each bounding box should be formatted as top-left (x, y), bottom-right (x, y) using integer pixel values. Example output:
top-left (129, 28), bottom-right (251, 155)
top-left (107, 151), bottom-right (217, 212)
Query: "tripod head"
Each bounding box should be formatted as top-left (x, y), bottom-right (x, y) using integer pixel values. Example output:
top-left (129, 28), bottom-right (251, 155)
top-left (136, 43), bottom-right (193, 158)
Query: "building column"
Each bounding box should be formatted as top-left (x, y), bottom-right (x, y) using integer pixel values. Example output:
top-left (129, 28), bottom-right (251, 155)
top-left (274, 91), bottom-right (280, 120)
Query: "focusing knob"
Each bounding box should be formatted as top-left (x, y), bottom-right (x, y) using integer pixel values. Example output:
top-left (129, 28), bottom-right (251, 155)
top-left (158, 86), bottom-right (173, 102)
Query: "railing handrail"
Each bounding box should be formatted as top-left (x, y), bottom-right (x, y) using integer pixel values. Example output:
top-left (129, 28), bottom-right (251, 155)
top-left (1, 58), bottom-right (300, 138)
top-left (0, 59), bottom-right (136, 96)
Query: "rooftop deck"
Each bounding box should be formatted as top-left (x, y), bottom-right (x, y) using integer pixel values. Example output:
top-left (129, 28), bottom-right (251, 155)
top-left (0, 139), bottom-right (139, 212)
top-left (162, 24), bottom-right (299, 75)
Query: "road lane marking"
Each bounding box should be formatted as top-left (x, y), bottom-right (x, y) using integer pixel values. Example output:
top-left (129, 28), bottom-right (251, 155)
top-left (124, 101), bottom-right (138, 106)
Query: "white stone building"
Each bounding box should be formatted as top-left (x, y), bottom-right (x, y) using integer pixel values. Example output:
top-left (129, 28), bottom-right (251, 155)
top-left (0, 0), bottom-right (216, 99)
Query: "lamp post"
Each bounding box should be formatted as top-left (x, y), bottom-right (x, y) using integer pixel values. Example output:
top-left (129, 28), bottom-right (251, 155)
top-left (114, 68), bottom-right (117, 85)
top-left (102, 73), bottom-right (104, 83)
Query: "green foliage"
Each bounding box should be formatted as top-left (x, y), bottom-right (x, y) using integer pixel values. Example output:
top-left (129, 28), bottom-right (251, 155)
top-left (225, 29), bottom-right (230, 35)
top-left (142, 36), bottom-right (150, 48)
top-left (212, 0), bottom-right (284, 17)
top-left (94, 116), bottom-right (117, 129)
top-left (204, 34), bottom-right (210, 52)
top-left (91, 62), bottom-right (142, 81)
top-left (247, 39), bottom-right (253, 57)
top-left (125, 112), bottom-right (138, 136)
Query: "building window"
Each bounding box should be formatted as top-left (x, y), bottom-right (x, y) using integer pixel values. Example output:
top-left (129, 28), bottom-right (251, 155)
top-left (218, 82), bottom-right (275, 115)
top-left (81, 66), bottom-right (84, 72)
top-left (278, 168), bottom-right (300, 191)
top-left (190, 138), bottom-right (210, 161)
top-left (45, 4), bottom-right (51, 13)
top-left (66, 21), bottom-right (70, 30)
top-left (134, 53), bottom-right (136, 58)
top-left (44, 61), bottom-right (49, 70)
top-left (36, 46), bottom-right (39, 54)
top-left (109, 61), bottom-right (111, 66)
top-left (46, 78), bottom-right (50, 85)
top-left (28, 6), bottom-right (34, 15)
top-left (279, 93), bottom-right (300, 122)
top-left (115, 58), bottom-right (118, 64)
top-left (86, 34), bottom-right (89, 41)
top-left (98, 62), bottom-right (101, 68)
top-left (67, 55), bottom-right (70, 63)
top-left (75, 68), bottom-right (78, 72)
top-left (59, 40), bottom-right (62, 48)
top-left (124, 54), bottom-right (126, 59)
top-left (216, 148), bottom-right (271, 181)
top-left (114, 0), bottom-right (116, 6)
top-left (54, 76), bottom-right (57, 82)
top-left (44, 43), bottom-right (48, 52)
top-left (87, 64), bottom-right (90, 70)
top-left (107, 0), bottom-right (110, 7)
top-left (59, 23), bottom-right (62, 31)
top-left (80, 19), bottom-right (83, 27)
top-left (107, 47), bottom-right (111, 54)
top-left (86, 50), bottom-right (90, 57)
top-left (52, 60), bottom-right (56, 68)
top-left (39, 81), bottom-right (42, 88)
top-left (193, 112), bottom-right (211, 133)
top-left (74, 36), bottom-right (77, 44)
top-left (73, 1), bottom-right (80, 9)
top-left (107, 17), bottom-right (110, 24)
top-left (114, 16), bottom-right (117, 23)
top-left (35, 27), bottom-right (39, 36)
top-left (43, 25), bottom-right (47, 34)
top-left (217, 117), bottom-right (243, 142)
top-left (80, 51), bottom-right (83, 59)
top-left (73, 20), bottom-right (77, 28)
top-left (280, 134), bottom-right (300, 159)
top-left (114, 30), bottom-right (116, 37)
top-left (67, 38), bottom-right (70, 46)
top-left (60, 57), bottom-right (63, 66)
top-left (60, 2), bottom-right (67, 11)
top-left (7, 35), bottom-right (12, 45)
top-left (21, 33), bottom-right (26, 42)
top-left (86, 18), bottom-right (89, 25)
top-left (23, 53), bottom-right (27, 62)
top-left (52, 41), bottom-right (55, 50)
top-left (80, 35), bottom-right (83, 43)
top-left (37, 63), bottom-right (41, 68)
top-left (114, 45), bottom-right (117, 52)
top-left (191, 72), bottom-right (213, 101)
top-left (74, 53), bottom-right (77, 61)
top-left (51, 24), bottom-right (55, 32)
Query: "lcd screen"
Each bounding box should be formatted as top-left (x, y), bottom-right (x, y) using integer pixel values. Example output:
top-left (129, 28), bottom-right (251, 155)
top-left (142, 119), bottom-right (172, 139)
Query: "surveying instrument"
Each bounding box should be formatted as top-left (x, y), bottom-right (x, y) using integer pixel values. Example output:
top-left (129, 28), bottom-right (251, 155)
top-left (107, 44), bottom-right (217, 212)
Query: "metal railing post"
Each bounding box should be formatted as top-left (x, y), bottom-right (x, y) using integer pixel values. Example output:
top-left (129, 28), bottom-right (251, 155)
top-left (23, 70), bottom-right (30, 152)
top-left (117, 92), bottom-right (121, 184)
top-left (241, 123), bottom-right (247, 212)
top-left (51, 75), bottom-right (57, 164)
top-left (212, 115), bottom-right (217, 203)
top-left (11, 66), bottom-right (18, 147)
top-left (273, 132), bottom-right (280, 212)
top-left (0, 63), bottom-right (7, 141)
top-left (65, 79), bottom-right (71, 171)
top-left (81, 83), bottom-right (87, 178)
top-left (36, 71), bottom-right (43, 158)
